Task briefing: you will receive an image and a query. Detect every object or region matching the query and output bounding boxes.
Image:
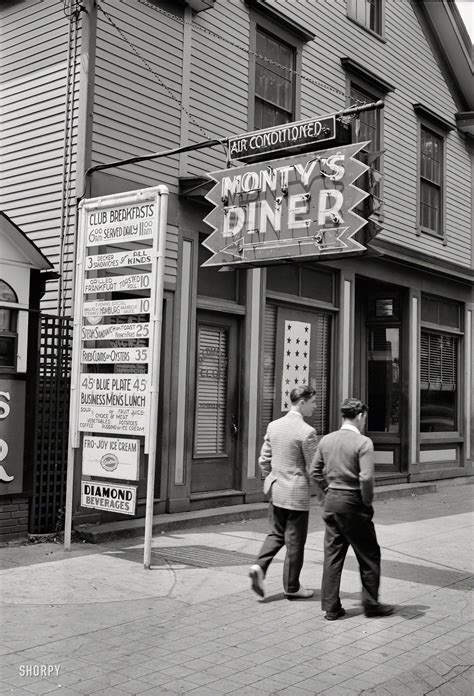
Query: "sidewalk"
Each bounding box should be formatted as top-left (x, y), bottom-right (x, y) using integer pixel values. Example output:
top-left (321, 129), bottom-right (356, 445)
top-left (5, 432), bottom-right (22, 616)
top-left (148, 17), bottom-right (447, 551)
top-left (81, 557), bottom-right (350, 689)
top-left (0, 484), bottom-right (472, 695)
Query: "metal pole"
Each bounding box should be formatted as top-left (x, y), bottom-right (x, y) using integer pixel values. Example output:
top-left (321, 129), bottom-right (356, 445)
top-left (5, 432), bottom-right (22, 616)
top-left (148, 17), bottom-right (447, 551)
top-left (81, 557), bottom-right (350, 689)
top-left (143, 185), bottom-right (169, 569)
top-left (64, 201), bottom-right (86, 551)
top-left (335, 99), bottom-right (385, 118)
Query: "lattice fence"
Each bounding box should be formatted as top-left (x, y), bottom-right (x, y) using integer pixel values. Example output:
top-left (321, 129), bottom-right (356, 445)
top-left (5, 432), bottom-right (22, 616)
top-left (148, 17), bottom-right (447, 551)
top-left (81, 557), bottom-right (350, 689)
top-left (30, 314), bottom-right (73, 533)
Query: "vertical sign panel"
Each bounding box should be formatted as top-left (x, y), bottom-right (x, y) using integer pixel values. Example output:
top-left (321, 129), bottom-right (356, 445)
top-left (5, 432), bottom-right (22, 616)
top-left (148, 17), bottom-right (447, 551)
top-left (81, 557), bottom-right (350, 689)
top-left (0, 379), bottom-right (26, 495)
top-left (66, 187), bottom-right (168, 525)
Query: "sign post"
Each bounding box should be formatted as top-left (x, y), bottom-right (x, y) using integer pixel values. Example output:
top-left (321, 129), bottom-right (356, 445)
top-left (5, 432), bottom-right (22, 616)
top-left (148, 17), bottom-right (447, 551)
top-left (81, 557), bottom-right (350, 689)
top-left (64, 186), bottom-right (169, 571)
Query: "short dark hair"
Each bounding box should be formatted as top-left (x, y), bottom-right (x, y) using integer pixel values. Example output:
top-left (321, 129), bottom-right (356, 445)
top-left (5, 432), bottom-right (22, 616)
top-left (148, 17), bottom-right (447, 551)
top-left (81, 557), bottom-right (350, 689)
top-left (290, 385), bottom-right (316, 404)
top-left (341, 397), bottom-right (368, 419)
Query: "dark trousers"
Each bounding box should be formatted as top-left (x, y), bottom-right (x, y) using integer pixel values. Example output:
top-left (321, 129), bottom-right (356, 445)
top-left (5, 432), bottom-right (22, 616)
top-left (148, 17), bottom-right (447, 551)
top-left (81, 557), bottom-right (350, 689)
top-left (321, 489), bottom-right (381, 611)
top-left (255, 503), bottom-right (309, 593)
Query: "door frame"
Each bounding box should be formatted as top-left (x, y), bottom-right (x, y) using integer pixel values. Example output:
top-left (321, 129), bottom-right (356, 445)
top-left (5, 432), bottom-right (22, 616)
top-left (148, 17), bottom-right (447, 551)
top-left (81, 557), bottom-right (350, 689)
top-left (189, 310), bottom-right (242, 494)
top-left (259, 299), bottom-right (336, 442)
top-left (354, 278), bottom-right (409, 478)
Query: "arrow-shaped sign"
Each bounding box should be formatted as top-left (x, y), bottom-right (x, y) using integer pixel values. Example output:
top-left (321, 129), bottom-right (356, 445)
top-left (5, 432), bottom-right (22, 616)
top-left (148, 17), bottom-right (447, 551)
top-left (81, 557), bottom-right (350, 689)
top-left (202, 142), bottom-right (371, 267)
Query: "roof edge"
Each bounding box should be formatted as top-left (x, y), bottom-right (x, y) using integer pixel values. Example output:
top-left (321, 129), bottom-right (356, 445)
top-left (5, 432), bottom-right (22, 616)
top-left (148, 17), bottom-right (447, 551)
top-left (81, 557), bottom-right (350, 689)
top-left (0, 212), bottom-right (54, 271)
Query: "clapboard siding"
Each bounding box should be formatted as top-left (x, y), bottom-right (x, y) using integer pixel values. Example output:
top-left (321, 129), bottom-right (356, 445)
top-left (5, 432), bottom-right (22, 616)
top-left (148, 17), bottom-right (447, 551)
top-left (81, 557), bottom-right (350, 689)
top-left (0, 0), bottom-right (80, 312)
top-left (92, 0), bottom-right (186, 285)
top-left (276, 0), bottom-right (472, 269)
top-left (164, 227), bottom-right (179, 285)
top-left (183, 0), bottom-right (470, 270)
top-left (186, 2), bottom-right (249, 176)
top-left (299, 0), bottom-right (348, 117)
top-left (92, 0), bottom-right (183, 172)
top-left (1, 0), bottom-right (471, 321)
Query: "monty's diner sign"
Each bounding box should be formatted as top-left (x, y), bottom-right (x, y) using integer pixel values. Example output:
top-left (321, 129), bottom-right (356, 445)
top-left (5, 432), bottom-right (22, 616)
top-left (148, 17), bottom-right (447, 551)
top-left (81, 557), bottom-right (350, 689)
top-left (202, 142), bottom-right (370, 267)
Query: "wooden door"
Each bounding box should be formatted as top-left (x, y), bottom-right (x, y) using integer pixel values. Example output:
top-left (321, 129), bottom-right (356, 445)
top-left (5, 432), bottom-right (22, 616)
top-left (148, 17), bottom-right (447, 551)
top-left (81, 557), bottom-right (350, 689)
top-left (191, 312), bottom-right (240, 492)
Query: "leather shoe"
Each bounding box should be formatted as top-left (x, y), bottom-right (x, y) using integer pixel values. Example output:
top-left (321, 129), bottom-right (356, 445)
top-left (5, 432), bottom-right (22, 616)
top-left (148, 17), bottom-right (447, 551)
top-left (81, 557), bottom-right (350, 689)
top-left (284, 586), bottom-right (314, 599)
top-left (249, 565), bottom-right (265, 597)
top-left (325, 607), bottom-right (346, 621)
top-left (364, 603), bottom-right (394, 617)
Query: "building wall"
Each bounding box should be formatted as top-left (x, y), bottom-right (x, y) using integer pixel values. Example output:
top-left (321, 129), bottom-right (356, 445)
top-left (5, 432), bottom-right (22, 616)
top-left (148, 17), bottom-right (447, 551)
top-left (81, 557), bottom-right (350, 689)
top-left (94, 1), bottom-right (470, 270)
top-left (1, 0), bottom-right (471, 306)
top-left (0, 496), bottom-right (29, 542)
top-left (186, 2), bottom-right (250, 176)
top-left (0, 0), bottom-right (81, 313)
top-left (0, 0), bottom-right (472, 522)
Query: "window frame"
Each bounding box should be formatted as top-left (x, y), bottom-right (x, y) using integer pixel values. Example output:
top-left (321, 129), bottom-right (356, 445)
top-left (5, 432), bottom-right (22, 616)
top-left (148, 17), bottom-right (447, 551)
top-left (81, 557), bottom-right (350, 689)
top-left (342, 61), bottom-right (394, 224)
top-left (414, 105), bottom-right (454, 244)
top-left (248, 9), bottom-right (304, 131)
top-left (347, 0), bottom-right (385, 40)
top-left (419, 294), bottom-right (463, 440)
top-left (417, 122), bottom-right (445, 240)
top-left (349, 81), bottom-right (384, 213)
top-left (341, 60), bottom-right (394, 227)
top-left (0, 280), bottom-right (19, 372)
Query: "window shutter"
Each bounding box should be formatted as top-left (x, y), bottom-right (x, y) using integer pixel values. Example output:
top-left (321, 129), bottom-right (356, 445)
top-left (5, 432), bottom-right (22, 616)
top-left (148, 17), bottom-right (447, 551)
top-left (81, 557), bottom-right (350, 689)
top-left (420, 331), bottom-right (457, 391)
top-left (194, 326), bottom-right (228, 456)
top-left (313, 313), bottom-right (330, 436)
top-left (261, 304), bottom-right (277, 434)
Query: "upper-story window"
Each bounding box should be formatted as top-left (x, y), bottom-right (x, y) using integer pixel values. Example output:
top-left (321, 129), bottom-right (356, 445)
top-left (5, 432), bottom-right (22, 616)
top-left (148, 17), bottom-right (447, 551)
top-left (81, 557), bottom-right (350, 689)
top-left (341, 58), bottom-right (394, 226)
top-left (414, 103), bottom-right (454, 240)
top-left (254, 29), bottom-right (295, 129)
top-left (247, 1), bottom-right (313, 134)
top-left (351, 83), bottom-right (382, 203)
top-left (347, 0), bottom-right (382, 35)
top-left (420, 126), bottom-right (443, 235)
top-left (0, 280), bottom-right (18, 370)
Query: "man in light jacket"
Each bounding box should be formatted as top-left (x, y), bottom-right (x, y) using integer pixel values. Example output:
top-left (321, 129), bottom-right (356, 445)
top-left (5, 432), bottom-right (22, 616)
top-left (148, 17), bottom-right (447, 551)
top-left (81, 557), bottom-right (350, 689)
top-left (310, 398), bottom-right (394, 620)
top-left (249, 385), bottom-right (318, 599)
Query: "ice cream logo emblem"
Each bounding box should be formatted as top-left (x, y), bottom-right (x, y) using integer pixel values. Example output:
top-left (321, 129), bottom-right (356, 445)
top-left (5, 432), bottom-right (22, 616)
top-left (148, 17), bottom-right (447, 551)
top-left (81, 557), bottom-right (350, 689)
top-left (100, 453), bottom-right (119, 472)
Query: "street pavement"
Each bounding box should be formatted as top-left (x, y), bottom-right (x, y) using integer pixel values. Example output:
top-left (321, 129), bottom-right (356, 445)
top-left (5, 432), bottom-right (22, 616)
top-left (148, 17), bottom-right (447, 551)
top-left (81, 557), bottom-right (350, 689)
top-left (0, 483), bottom-right (472, 695)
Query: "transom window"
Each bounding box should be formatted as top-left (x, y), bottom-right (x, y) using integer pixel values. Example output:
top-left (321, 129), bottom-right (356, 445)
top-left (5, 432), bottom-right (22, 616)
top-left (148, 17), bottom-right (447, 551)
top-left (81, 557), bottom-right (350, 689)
top-left (347, 0), bottom-right (382, 35)
top-left (254, 28), bottom-right (295, 129)
top-left (420, 126), bottom-right (443, 235)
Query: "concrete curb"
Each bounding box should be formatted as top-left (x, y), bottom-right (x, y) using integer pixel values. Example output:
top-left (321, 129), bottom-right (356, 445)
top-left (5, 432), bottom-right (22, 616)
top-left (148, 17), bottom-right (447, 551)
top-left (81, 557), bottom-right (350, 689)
top-left (76, 480), bottom-right (445, 544)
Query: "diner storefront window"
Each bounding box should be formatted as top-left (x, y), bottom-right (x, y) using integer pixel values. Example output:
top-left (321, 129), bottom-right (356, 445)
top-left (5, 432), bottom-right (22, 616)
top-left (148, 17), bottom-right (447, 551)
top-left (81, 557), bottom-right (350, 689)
top-left (420, 295), bottom-right (461, 433)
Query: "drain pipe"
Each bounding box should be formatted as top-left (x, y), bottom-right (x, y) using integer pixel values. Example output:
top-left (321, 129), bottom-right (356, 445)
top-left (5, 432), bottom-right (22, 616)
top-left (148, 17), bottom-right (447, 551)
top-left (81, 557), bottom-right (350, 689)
top-left (58, 1), bottom-right (81, 316)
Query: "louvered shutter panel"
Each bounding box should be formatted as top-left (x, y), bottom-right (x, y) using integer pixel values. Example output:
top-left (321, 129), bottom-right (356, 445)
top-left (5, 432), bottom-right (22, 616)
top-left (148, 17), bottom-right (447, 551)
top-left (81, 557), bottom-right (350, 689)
top-left (194, 326), bottom-right (228, 456)
top-left (420, 331), bottom-right (457, 391)
top-left (261, 304), bottom-right (277, 434)
top-left (313, 313), bottom-right (331, 436)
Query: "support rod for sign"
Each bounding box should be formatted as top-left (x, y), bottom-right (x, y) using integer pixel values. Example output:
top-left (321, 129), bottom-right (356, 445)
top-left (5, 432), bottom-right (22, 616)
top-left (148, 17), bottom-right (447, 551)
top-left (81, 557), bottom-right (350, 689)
top-left (77, 101), bottom-right (384, 188)
top-left (144, 185), bottom-right (169, 570)
top-left (335, 99), bottom-right (384, 118)
top-left (64, 202), bottom-right (87, 551)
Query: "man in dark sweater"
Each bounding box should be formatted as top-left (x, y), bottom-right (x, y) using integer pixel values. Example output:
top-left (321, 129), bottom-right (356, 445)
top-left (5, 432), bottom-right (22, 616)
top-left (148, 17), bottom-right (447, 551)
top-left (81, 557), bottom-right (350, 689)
top-left (310, 398), bottom-right (394, 620)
